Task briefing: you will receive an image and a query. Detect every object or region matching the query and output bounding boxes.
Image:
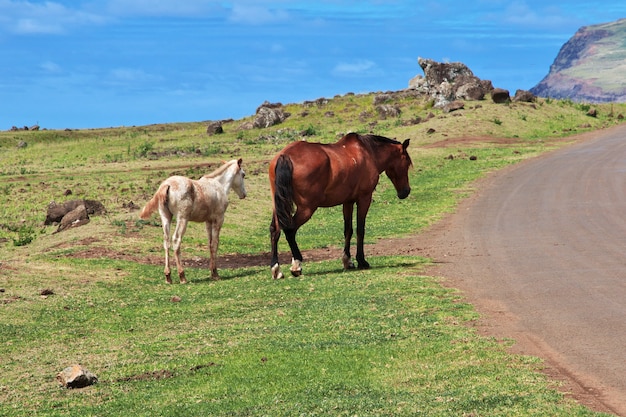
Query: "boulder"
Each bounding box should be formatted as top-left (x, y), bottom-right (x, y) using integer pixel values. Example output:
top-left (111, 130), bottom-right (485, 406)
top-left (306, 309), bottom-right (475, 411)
top-left (513, 89), bottom-right (536, 102)
top-left (443, 100), bottom-right (465, 113)
top-left (253, 102), bottom-right (290, 128)
top-left (57, 364), bottom-right (98, 389)
top-left (376, 104), bottom-right (401, 119)
top-left (45, 199), bottom-right (106, 226)
top-left (56, 204), bottom-right (89, 233)
top-left (206, 121), bottom-right (223, 135)
top-left (491, 88), bottom-right (511, 103)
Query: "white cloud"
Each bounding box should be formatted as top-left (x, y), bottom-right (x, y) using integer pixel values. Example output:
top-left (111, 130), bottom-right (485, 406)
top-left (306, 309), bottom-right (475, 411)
top-left (332, 60), bottom-right (377, 76)
top-left (40, 61), bottom-right (62, 73)
top-left (499, 1), bottom-right (576, 29)
top-left (105, 0), bottom-right (224, 17)
top-left (109, 68), bottom-right (162, 83)
top-left (0, 0), bottom-right (107, 35)
top-left (228, 4), bottom-right (289, 24)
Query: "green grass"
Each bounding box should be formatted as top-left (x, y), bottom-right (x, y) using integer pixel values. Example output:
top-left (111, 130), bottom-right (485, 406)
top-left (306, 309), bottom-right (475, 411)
top-left (1, 92), bottom-right (625, 416)
top-left (0, 257), bottom-right (604, 416)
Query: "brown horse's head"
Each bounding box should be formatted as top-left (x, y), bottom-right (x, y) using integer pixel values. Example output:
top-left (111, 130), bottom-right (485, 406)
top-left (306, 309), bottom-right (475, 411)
top-left (385, 139), bottom-right (412, 199)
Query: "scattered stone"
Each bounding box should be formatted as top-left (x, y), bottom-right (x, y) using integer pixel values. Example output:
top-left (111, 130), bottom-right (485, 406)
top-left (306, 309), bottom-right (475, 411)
top-left (426, 128), bottom-right (436, 134)
top-left (253, 102), bottom-right (290, 128)
top-left (56, 365), bottom-right (98, 389)
top-left (443, 100), bottom-right (465, 113)
top-left (171, 295), bottom-right (182, 302)
top-left (45, 199), bottom-right (106, 225)
top-left (513, 89), bottom-right (536, 103)
top-left (469, 155), bottom-right (478, 161)
top-left (17, 141), bottom-right (27, 148)
top-left (206, 121), bottom-right (223, 135)
top-left (123, 201), bottom-right (139, 211)
top-left (56, 205), bottom-right (89, 233)
top-left (587, 108), bottom-right (597, 117)
top-left (40, 288), bottom-right (54, 296)
top-left (376, 104), bottom-right (401, 119)
top-left (491, 88), bottom-right (511, 104)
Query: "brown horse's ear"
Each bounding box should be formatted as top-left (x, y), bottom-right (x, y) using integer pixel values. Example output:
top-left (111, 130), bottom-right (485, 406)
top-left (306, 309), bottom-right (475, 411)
top-left (237, 158), bottom-right (243, 167)
top-left (402, 139), bottom-right (410, 149)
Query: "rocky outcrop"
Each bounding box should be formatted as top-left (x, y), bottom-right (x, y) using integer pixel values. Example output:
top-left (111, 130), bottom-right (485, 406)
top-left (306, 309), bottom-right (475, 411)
top-left (408, 57), bottom-right (494, 107)
top-left (530, 19), bottom-right (626, 102)
top-left (252, 101), bottom-right (290, 128)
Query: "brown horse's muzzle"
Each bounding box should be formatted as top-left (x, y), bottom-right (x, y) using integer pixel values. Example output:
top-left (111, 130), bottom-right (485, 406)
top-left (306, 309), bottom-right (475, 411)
top-left (397, 187), bottom-right (411, 199)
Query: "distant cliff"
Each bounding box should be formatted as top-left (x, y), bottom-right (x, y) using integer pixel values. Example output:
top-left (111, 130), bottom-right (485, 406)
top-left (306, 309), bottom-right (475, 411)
top-left (530, 18), bottom-right (626, 103)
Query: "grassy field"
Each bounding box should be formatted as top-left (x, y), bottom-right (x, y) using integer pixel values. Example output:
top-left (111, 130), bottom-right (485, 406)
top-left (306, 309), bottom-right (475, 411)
top-left (1, 92), bottom-right (624, 416)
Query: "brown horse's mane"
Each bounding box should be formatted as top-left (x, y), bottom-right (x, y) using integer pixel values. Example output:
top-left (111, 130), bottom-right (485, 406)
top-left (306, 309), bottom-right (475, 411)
top-left (358, 133), bottom-right (401, 146)
top-left (357, 134), bottom-right (412, 165)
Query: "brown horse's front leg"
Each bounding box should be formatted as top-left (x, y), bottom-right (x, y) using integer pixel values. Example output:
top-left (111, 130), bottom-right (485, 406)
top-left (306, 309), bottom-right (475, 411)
top-left (342, 203), bottom-right (355, 270)
top-left (355, 198), bottom-right (372, 270)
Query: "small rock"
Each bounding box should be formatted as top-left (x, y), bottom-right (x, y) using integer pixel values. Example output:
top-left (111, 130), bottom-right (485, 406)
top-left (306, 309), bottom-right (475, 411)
top-left (56, 364), bottom-right (98, 389)
top-left (171, 295), bottom-right (182, 302)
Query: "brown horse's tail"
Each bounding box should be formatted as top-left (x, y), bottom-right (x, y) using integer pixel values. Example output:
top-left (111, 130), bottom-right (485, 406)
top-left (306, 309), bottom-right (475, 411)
top-left (139, 184), bottom-right (169, 220)
top-left (273, 154), bottom-right (295, 230)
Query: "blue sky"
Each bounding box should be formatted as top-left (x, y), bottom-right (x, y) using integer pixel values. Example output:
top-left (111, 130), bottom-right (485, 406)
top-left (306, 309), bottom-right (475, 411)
top-left (1, 1), bottom-right (625, 129)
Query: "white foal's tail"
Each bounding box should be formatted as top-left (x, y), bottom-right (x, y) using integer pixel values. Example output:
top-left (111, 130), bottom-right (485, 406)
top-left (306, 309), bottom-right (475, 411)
top-left (140, 184), bottom-right (168, 220)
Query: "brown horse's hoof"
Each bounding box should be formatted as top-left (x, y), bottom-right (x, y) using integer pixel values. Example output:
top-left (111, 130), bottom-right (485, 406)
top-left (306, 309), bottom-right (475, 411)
top-left (271, 264), bottom-right (284, 279)
top-left (357, 260), bottom-right (370, 270)
top-left (165, 274), bottom-right (173, 284)
top-left (290, 258), bottom-right (302, 277)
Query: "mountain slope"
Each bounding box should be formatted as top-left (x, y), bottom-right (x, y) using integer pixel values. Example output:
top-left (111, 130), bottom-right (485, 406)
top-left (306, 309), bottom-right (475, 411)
top-left (530, 18), bottom-right (626, 102)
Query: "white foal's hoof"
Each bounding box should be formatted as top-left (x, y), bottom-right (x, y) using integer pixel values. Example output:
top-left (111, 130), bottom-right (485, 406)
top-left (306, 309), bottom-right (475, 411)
top-left (290, 258), bottom-right (302, 277)
top-left (271, 263), bottom-right (284, 280)
top-left (342, 254), bottom-right (355, 270)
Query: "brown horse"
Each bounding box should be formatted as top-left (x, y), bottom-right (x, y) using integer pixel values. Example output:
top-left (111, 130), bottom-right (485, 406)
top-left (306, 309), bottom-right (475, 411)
top-left (269, 132), bottom-right (412, 279)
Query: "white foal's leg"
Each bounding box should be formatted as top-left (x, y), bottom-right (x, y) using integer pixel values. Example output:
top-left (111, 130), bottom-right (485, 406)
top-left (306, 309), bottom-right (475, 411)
top-left (161, 213), bottom-right (172, 284)
top-left (290, 258), bottom-right (302, 277)
top-left (342, 253), bottom-right (355, 270)
top-left (171, 217), bottom-right (189, 284)
top-left (206, 220), bottom-right (222, 280)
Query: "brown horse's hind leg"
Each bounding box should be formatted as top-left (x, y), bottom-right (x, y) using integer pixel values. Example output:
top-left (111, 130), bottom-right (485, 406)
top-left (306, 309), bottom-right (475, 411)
top-left (355, 198), bottom-right (372, 270)
top-left (269, 216), bottom-right (284, 279)
top-left (342, 203), bottom-right (356, 270)
top-left (284, 228), bottom-right (303, 277)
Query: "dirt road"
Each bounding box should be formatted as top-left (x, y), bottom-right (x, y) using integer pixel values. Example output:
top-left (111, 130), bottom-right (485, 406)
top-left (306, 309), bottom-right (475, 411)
top-left (421, 124), bottom-right (626, 415)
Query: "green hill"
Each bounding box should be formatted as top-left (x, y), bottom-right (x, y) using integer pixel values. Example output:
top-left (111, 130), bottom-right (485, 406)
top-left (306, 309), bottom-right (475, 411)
top-left (531, 18), bottom-right (626, 102)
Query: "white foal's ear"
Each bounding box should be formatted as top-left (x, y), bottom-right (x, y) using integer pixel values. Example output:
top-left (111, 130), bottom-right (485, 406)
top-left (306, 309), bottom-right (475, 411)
top-left (237, 158), bottom-right (243, 167)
